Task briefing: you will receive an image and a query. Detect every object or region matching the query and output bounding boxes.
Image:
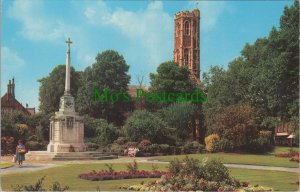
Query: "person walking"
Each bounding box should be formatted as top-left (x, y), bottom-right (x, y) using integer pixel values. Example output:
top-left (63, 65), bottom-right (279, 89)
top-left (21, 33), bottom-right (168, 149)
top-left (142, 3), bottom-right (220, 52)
top-left (15, 140), bottom-right (26, 167)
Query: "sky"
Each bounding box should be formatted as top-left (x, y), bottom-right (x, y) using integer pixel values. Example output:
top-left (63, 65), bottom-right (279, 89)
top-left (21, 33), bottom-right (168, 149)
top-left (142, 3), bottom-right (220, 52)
top-left (2, 0), bottom-right (293, 111)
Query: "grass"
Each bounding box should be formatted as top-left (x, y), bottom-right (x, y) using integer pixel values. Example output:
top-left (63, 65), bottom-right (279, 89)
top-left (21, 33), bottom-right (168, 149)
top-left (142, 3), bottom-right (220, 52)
top-left (152, 150), bottom-right (299, 168)
top-left (230, 168), bottom-right (299, 191)
top-left (1, 162), bottom-right (168, 191)
top-left (270, 146), bottom-right (299, 155)
top-left (0, 162), bottom-right (16, 169)
top-left (1, 162), bottom-right (299, 191)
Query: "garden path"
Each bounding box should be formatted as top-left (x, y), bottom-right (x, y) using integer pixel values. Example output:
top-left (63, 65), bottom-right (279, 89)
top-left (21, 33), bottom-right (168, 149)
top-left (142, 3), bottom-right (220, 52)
top-left (1, 157), bottom-right (298, 174)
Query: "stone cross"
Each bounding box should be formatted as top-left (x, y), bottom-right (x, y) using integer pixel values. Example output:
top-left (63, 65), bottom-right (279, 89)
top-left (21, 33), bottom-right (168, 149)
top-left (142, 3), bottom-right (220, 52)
top-left (65, 37), bottom-right (72, 94)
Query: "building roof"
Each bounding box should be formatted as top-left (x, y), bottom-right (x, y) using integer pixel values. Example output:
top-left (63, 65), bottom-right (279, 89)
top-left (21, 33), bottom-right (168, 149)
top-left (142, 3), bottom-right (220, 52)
top-left (1, 78), bottom-right (35, 115)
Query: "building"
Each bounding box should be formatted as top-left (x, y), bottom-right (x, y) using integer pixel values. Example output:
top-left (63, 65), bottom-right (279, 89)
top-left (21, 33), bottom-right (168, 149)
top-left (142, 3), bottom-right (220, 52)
top-left (1, 78), bottom-right (35, 115)
top-left (275, 122), bottom-right (295, 146)
top-left (174, 9), bottom-right (200, 83)
top-left (173, 9), bottom-right (202, 141)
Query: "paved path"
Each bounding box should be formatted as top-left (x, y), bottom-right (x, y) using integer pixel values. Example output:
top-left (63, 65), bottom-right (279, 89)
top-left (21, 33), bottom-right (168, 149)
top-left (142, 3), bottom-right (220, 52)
top-left (140, 159), bottom-right (299, 173)
top-left (0, 163), bottom-right (59, 175)
top-left (1, 157), bottom-right (298, 174)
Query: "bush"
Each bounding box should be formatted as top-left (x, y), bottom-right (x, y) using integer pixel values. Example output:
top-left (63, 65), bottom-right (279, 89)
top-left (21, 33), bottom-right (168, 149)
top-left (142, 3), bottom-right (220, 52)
top-left (124, 110), bottom-right (169, 143)
top-left (85, 142), bottom-right (99, 150)
top-left (11, 176), bottom-right (69, 191)
top-left (122, 157), bottom-right (246, 191)
top-left (106, 143), bottom-right (125, 155)
top-left (138, 139), bottom-right (152, 148)
top-left (126, 160), bottom-right (138, 172)
top-left (183, 141), bottom-right (203, 154)
top-left (246, 137), bottom-right (273, 153)
top-left (114, 137), bottom-right (128, 145)
top-left (205, 134), bottom-right (220, 152)
top-left (1, 136), bottom-right (15, 155)
top-left (95, 119), bottom-right (119, 146)
top-left (213, 139), bottom-right (234, 152)
top-left (25, 141), bottom-right (43, 151)
top-left (158, 144), bottom-right (172, 155)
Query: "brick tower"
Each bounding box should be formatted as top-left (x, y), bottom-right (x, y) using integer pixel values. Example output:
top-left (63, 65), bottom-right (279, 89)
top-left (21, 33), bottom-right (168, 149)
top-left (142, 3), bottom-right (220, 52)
top-left (174, 9), bottom-right (202, 142)
top-left (174, 9), bottom-right (200, 82)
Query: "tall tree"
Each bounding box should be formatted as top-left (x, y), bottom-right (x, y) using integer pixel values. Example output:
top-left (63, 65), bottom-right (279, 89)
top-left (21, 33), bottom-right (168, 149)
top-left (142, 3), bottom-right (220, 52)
top-left (150, 61), bottom-right (196, 94)
top-left (38, 65), bottom-right (81, 114)
top-left (76, 50), bottom-right (131, 125)
top-left (203, 1), bottom-right (299, 135)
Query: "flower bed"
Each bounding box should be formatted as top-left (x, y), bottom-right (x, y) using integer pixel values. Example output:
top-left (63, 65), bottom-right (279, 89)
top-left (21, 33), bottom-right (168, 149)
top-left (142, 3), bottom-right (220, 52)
top-left (275, 151), bottom-right (299, 158)
top-left (79, 170), bottom-right (168, 181)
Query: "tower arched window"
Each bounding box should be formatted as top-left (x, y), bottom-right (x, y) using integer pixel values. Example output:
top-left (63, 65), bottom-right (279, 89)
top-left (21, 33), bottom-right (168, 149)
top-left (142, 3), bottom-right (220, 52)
top-left (184, 21), bottom-right (190, 35)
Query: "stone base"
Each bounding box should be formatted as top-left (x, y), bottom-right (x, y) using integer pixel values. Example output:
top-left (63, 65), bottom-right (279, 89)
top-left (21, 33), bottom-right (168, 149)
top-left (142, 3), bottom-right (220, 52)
top-left (47, 143), bottom-right (86, 153)
top-left (26, 151), bottom-right (118, 161)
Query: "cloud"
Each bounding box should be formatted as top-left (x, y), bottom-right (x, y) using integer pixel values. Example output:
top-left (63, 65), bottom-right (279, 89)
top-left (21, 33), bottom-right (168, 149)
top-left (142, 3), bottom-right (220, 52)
top-left (1, 46), bottom-right (25, 72)
top-left (7, 0), bottom-right (66, 41)
top-left (84, 1), bottom-right (173, 76)
top-left (186, 1), bottom-right (226, 32)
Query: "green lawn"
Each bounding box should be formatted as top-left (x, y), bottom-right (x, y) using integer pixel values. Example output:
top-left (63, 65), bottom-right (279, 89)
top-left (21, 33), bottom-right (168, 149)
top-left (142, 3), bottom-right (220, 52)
top-left (152, 151), bottom-right (299, 168)
top-left (230, 168), bottom-right (298, 191)
top-left (0, 162), bottom-right (16, 169)
top-left (1, 162), bottom-right (298, 191)
top-left (270, 146), bottom-right (299, 155)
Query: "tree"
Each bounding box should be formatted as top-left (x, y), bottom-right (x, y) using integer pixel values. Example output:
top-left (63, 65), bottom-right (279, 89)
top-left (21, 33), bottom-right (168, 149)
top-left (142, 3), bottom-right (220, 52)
top-left (203, 1), bottom-right (299, 137)
top-left (94, 119), bottom-right (119, 146)
top-left (150, 61), bottom-right (196, 94)
top-left (76, 50), bottom-right (132, 125)
top-left (38, 65), bottom-right (81, 114)
top-left (162, 102), bottom-right (196, 141)
top-left (124, 110), bottom-right (169, 143)
top-left (210, 104), bottom-right (257, 149)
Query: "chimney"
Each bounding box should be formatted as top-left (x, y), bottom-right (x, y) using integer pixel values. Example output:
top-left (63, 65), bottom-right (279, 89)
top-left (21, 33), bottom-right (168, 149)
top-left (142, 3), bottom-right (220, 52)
top-left (8, 80), bottom-right (11, 95)
top-left (12, 78), bottom-right (15, 98)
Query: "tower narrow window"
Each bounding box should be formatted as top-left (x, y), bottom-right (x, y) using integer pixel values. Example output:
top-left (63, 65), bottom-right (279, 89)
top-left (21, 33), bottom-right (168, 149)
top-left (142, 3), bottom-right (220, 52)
top-left (184, 49), bottom-right (189, 66)
top-left (184, 21), bottom-right (190, 35)
top-left (176, 23), bottom-right (180, 37)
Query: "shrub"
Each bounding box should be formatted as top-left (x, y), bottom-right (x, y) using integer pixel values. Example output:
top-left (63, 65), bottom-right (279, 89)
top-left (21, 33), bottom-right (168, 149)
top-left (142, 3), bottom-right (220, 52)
top-left (125, 141), bottom-right (138, 148)
top-left (122, 157), bottom-right (247, 191)
top-left (205, 134), bottom-right (220, 152)
top-left (183, 141), bottom-right (203, 154)
top-left (85, 142), bottom-right (98, 150)
top-left (1, 136), bottom-right (15, 155)
top-left (213, 139), bottom-right (234, 152)
top-left (106, 143), bottom-right (125, 155)
top-left (95, 119), bottom-right (119, 146)
top-left (124, 110), bottom-right (169, 143)
top-left (158, 144), bottom-right (172, 155)
top-left (126, 160), bottom-right (138, 172)
top-left (259, 130), bottom-right (272, 139)
top-left (138, 139), bottom-right (152, 148)
top-left (25, 141), bottom-right (42, 151)
top-left (114, 137), bottom-right (128, 145)
top-left (11, 176), bottom-right (69, 191)
top-left (104, 163), bottom-right (115, 174)
top-left (247, 137), bottom-right (273, 153)
top-left (208, 104), bottom-right (257, 150)
top-left (49, 182), bottom-right (69, 191)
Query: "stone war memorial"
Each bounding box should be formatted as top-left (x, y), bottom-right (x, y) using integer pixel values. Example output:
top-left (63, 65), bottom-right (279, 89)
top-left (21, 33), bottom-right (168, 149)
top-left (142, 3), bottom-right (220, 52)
top-left (27, 38), bottom-right (117, 161)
